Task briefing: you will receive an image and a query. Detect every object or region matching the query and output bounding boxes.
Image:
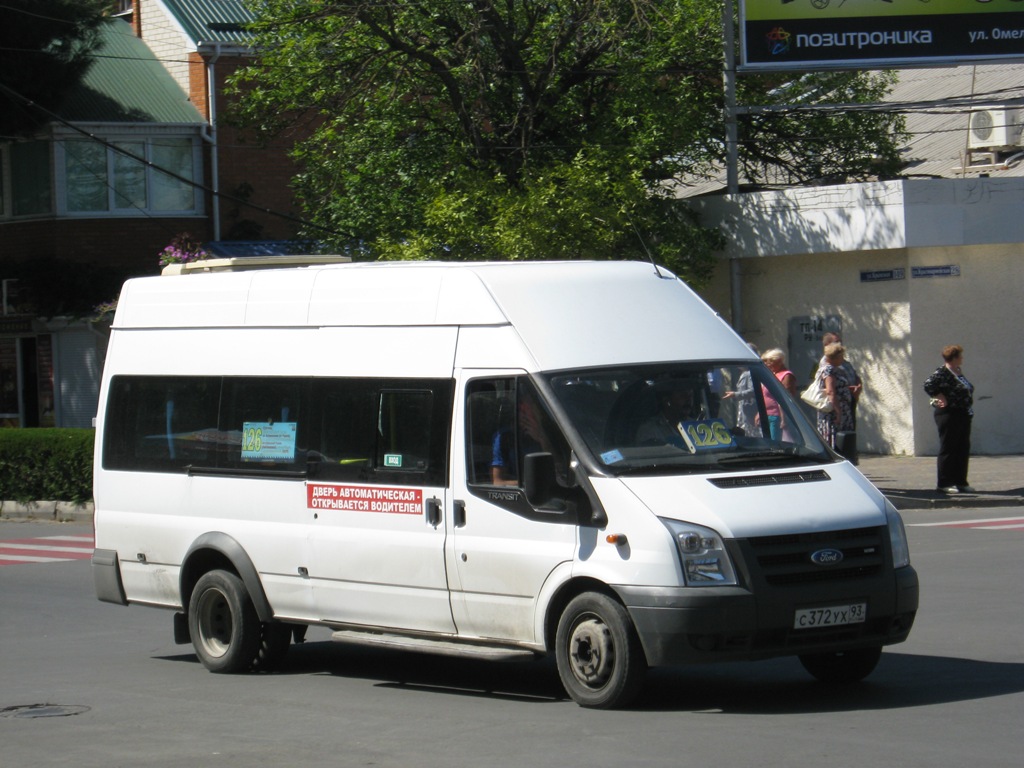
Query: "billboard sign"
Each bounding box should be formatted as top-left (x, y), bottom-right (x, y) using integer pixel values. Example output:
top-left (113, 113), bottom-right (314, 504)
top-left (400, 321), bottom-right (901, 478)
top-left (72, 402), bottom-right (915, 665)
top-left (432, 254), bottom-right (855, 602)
top-left (740, 0), bottom-right (1024, 70)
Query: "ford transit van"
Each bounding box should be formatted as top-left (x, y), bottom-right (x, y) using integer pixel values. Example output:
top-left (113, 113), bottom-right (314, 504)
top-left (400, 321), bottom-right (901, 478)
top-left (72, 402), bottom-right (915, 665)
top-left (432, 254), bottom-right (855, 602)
top-left (92, 260), bottom-right (918, 708)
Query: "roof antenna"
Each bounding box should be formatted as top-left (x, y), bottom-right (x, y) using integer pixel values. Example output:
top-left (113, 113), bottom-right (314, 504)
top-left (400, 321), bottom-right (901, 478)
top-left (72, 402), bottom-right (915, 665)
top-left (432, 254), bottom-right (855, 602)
top-left (630, 219), bottom-right (668, 278)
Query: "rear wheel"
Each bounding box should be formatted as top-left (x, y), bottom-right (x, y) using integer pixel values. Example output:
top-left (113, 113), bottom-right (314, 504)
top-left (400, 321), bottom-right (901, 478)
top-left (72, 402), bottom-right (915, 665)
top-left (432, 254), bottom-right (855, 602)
top-left (555, 592), bottom-right (647, 709)
top-left (799, 646), bottom-right (882, 684)
top-left (188, 570), bottom-right (261, 673)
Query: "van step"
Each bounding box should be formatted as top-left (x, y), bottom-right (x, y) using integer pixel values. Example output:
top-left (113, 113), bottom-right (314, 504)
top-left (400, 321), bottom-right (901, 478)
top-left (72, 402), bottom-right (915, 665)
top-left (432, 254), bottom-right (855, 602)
top-left (330, 630), bottom-right (537, 661)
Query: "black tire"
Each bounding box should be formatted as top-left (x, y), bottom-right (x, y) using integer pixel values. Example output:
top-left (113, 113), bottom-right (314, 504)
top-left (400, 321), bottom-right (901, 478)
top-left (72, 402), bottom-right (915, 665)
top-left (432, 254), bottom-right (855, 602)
top-left (188, 570), bottom-right (262, 673)
top-left (555, 592), bottom-right (647, 709)
top-left (799, 646), bottom-right (883, 684)
top-left (253, 622), bottom-right (293, 672)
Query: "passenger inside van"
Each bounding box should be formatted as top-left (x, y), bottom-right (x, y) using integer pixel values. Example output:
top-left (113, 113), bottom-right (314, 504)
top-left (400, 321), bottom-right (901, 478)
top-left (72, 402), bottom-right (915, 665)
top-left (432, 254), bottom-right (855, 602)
top-left (491, 388), bottom-right (554, 486)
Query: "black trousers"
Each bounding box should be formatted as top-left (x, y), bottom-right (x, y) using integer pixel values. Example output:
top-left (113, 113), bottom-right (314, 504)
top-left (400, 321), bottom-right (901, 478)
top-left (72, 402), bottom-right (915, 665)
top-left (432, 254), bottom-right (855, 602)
top-left (934, 408), bottom-right (972, 488)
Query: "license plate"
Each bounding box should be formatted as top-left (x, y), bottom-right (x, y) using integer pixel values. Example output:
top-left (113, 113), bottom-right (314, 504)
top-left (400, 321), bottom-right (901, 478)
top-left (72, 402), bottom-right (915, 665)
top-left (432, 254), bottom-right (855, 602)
top-left (794, 603), bottom-right (867, 629)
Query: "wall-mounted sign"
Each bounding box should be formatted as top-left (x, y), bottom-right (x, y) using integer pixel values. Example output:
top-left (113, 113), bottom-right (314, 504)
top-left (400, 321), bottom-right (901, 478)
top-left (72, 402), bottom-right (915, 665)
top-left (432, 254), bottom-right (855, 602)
top-left (912, 265), bottom-right (961, 278)
top-left (740, 0), bottom-right (1024, 71)
top-left (0, 316), bottom-right (35, 335)
top-left (860, 268), bottom-right (906, 283)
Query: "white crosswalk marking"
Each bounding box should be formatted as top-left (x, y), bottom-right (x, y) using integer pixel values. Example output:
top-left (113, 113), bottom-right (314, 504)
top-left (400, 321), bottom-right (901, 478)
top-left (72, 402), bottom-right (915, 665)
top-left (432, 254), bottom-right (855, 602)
top-left (908, 516), bottom-right (1024, 530)
top-left (2, 542), bottom-right (96, 553)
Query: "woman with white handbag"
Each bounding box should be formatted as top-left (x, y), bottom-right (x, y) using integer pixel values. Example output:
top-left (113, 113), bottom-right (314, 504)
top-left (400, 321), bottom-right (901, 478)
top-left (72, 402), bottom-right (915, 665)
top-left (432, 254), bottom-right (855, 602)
top-left (815, 342), bottom-right (856, 451)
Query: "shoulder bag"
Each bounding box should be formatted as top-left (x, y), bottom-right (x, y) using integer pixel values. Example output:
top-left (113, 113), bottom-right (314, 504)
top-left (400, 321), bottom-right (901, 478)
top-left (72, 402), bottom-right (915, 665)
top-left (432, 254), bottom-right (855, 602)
top-left (800, 375), bottom-right (833, 413)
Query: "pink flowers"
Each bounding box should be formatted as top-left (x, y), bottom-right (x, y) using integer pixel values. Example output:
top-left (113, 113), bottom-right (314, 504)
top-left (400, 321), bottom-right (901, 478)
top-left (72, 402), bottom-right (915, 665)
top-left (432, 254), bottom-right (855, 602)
top-left (158, 233), bottom-right (208, 266)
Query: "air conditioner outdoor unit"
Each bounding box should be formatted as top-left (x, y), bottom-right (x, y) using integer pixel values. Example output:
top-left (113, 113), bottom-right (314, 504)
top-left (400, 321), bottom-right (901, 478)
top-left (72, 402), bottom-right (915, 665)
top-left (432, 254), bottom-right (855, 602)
top-left (968, 108), bottom-right (1021, 150)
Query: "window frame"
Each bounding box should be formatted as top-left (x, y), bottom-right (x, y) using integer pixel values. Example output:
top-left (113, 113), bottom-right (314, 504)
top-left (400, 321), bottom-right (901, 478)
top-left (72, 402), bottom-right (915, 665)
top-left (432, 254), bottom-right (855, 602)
top-left (52, 132), bottom-right (204, 218)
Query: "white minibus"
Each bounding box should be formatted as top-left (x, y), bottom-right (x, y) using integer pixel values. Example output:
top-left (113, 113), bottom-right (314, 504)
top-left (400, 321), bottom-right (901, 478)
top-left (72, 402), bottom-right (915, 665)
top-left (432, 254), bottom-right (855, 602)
top-left (92, 260), bottom-right (918, 708)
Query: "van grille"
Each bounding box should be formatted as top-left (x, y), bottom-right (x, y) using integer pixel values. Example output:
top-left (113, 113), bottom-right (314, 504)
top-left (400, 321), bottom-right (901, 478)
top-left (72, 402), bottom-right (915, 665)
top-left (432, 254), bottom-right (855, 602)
top-left (745, 526), bottom-right (885, 586)
top-left (709, 470), bottom-right (830, 490)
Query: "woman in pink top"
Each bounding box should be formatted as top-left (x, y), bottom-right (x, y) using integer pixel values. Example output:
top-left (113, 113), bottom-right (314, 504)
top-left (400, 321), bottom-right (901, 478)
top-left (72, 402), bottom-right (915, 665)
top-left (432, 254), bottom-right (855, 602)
top-left (761, 348), bottom-right (797, 441)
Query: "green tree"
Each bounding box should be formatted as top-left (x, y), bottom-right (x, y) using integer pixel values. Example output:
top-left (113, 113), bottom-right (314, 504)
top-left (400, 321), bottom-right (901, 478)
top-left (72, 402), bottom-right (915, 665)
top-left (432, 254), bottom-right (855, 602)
top-left (234, 1), bottom-right (905, 285)
top-left (0, 1), bottom-right (112, 137)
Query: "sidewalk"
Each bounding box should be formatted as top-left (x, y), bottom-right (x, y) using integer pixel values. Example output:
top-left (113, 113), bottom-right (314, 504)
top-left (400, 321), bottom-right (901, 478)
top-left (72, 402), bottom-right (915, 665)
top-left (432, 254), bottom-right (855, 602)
top-left (2, 455), bottom-right (1022, 522)
top-left (858, 454), bottom-right (1024, 510)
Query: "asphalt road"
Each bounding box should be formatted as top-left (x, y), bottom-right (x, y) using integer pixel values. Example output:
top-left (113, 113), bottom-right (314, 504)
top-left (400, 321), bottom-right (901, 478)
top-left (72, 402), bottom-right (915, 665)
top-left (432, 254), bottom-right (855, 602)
top-left (2, 508), bottom-right (1023, 768)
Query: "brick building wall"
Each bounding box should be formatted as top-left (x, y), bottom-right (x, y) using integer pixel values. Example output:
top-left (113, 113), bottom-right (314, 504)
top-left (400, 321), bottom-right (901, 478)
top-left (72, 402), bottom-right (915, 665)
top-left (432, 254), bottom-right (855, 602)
top-left (204, 56), bottom-right (309, 241)
top-left (5, 217), bottom-right (211, 274)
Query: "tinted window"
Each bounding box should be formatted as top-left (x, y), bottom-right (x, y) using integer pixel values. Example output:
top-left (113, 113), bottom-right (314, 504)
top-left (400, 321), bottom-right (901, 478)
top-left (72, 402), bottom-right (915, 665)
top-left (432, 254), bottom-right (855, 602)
top-left (103, 375), bottom-right (452, 486)
top-left (465, 377), bottom-right (571, 488)
top-left (103, 376), bottom-right (222, 472)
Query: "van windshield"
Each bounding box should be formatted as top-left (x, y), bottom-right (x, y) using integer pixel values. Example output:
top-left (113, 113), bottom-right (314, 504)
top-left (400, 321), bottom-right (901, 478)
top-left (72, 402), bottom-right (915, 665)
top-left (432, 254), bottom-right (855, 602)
top-left (546, 361), bottom-right (834, 475)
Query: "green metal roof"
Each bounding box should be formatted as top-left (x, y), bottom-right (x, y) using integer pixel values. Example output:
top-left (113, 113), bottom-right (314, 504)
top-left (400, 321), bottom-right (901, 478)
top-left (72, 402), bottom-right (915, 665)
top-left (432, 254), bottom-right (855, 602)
top-left (59, 19), bottom-right (204, 124)
top-left (162, 0), bottom-right (255, 46)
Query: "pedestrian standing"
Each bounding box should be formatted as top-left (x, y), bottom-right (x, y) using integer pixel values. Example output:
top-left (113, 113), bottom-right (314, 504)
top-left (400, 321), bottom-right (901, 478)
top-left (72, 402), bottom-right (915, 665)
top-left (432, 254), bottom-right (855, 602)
top-left (923, 344), bottom-right (975, 494)
top-left (817, 342), bottom-right (855, 453)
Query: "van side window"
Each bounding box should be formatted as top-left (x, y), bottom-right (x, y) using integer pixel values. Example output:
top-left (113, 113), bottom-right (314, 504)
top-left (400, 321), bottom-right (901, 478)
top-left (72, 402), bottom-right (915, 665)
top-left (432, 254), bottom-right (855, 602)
top-left (103, 375), bottom-right (452, 486)
top-left (466, 379), bottom-right (516, 486)
top-left (313, 381), bottom-right (378, 476)
top-left (103, 376), bottom-right (222, 471)
top-left (466, 377), bottom-right (569, 488)
top-left (219, 378), bottom-right (307, 469)
top-left (377, 390), bottom-right (433, 472)
top-left (311, 378), bottom-right (452, 486)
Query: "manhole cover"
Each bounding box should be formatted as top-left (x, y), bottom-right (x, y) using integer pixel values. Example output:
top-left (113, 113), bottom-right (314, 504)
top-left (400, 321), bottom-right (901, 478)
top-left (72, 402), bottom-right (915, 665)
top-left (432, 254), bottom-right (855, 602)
top-left (1, 704), bottom-right (90, 719)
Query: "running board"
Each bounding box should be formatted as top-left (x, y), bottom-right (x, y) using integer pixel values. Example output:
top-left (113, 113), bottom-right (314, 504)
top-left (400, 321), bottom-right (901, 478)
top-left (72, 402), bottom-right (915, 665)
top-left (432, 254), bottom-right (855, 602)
top-left (330, 630), bottom-right (537, 662)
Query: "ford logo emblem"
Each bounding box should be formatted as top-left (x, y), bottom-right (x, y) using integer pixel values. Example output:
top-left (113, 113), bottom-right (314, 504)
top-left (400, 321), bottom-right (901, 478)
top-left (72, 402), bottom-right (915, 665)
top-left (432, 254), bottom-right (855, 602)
top-left (810, 548), bottom-right (844, 566)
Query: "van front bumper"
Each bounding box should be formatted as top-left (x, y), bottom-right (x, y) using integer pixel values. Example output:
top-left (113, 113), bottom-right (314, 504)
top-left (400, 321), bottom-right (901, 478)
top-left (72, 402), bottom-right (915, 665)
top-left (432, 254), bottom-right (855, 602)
top-left (613, 565), bottom-right (919, 667)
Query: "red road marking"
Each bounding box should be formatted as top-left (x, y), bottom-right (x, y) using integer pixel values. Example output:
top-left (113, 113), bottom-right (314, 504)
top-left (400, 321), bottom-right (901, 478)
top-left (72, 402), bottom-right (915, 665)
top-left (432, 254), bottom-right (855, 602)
top-left (0, 536), bottom-right (94, 566)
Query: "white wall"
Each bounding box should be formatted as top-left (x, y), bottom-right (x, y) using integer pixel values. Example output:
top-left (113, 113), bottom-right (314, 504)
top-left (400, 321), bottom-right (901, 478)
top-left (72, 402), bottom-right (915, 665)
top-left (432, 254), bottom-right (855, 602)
top-left (701, 248), bottom-right (916, 456)
top-left (908, 244), bottom-right (1023, 455)
top-left (692, 178), bottom-right (1024, 456)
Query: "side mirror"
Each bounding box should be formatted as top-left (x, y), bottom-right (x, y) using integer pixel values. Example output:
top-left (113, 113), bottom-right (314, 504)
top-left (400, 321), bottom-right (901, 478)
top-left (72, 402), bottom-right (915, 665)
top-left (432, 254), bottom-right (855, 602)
top-left (522, 452), bottom-right (565, 511)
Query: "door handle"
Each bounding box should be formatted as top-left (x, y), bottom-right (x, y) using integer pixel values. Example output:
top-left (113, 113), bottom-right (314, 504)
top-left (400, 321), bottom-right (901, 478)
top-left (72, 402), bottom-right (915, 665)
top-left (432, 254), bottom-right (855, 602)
top-left (425, 497), bottom-right (442, 527)
top-left (453, 499), bottom-right (466, 528)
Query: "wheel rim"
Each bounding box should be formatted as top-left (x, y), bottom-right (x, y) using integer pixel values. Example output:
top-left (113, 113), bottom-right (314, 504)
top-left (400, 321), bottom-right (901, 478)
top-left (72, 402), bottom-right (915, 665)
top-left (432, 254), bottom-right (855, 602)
top-left (195, 588), bottom-right (232, 659)
top-left (567, 614), bottom-right (615, 689)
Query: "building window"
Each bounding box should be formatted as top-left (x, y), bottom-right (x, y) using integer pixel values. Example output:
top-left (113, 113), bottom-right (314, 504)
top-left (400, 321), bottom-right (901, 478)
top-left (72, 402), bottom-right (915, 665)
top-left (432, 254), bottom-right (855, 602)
top-left (9, 141), bottom-right (53, 216)
top-left (58, 136), bottom-right (200, 216)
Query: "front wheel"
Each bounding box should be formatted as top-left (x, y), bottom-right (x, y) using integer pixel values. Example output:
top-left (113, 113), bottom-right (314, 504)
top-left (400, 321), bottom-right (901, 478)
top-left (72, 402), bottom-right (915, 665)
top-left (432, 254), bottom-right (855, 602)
top-left (555, 592), bottom-right (647, 709)
top-left (799, 646), bottom-right (882, 684)
top-left (188, 570), bottom-right (262, 673)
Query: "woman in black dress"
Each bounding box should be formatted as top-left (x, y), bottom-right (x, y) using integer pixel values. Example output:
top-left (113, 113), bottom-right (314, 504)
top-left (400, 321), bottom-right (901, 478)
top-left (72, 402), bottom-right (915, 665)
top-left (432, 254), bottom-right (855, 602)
top-left (923, 344), bottom-right (975, 494)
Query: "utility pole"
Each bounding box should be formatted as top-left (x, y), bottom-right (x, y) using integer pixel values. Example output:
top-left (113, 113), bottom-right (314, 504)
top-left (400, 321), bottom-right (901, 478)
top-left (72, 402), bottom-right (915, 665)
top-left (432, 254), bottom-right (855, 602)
top-left (722, 0), bottom-right (743, 335)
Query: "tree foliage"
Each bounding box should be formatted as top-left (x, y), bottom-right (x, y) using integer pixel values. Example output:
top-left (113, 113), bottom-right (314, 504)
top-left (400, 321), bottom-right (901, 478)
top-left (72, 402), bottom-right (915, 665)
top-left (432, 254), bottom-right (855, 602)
top-left (0, 1), bottom-right (112, 137)
top-left (233, 1), bottom-right (905, 284)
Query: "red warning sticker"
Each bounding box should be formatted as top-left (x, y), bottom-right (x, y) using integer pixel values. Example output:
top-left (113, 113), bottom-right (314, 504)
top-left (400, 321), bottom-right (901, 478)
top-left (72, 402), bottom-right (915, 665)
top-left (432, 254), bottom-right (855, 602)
top-left (307, 484), bottom-right (422, 515)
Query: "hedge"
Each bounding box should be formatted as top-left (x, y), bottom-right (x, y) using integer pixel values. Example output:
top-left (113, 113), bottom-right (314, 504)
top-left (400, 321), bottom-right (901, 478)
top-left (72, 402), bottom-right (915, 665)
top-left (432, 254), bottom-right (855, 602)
top-left (0, 429), bottom-right (94, 504)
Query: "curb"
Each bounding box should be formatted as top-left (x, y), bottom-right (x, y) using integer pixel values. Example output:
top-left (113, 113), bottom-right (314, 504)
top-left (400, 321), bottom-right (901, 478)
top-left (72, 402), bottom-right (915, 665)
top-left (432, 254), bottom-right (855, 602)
top-left (0, 500), bottom-right (95, 523)
top-left (880, 493), bottom-right (1024, 511)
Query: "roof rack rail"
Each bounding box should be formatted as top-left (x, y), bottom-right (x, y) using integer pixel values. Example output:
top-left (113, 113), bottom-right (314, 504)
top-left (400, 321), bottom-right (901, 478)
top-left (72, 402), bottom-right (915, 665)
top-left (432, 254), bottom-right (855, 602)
top-left (161, 255), bottom-right (352, 276)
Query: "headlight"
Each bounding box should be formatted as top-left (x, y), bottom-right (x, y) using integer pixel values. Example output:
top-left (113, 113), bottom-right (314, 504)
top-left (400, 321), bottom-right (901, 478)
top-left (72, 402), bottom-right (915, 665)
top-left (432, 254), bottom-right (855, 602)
top-left (886, 502), bottom-right (911, 569)
top-left (660, 518), bottom-right (737, 587)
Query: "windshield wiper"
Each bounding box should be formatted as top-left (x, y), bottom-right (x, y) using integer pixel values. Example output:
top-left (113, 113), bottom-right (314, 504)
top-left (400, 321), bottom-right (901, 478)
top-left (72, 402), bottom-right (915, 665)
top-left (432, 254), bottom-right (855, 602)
top-left (611, 462), bottom-right (702, 477)
top-left (716, 450), bottom-right (823, 467)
